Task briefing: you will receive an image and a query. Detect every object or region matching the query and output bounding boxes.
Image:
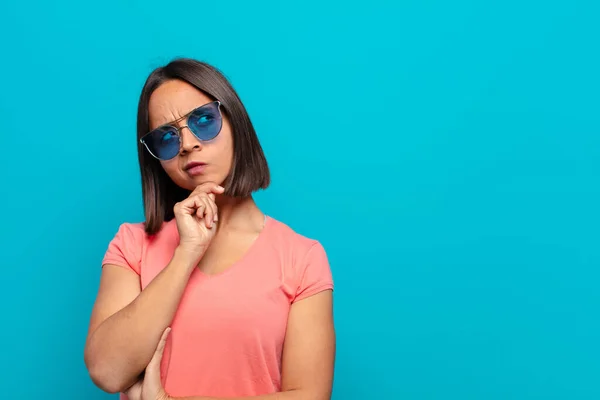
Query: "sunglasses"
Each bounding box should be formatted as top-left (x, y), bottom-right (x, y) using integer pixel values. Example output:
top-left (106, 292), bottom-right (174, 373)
top-left (140, 101), bottom-right (223, 161)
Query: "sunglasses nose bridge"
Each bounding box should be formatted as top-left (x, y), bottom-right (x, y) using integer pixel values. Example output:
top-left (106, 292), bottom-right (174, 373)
top-left (178, 125), bottom-right (203, 152)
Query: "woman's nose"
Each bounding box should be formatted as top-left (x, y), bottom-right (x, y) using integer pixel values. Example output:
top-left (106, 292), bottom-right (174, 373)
top-left (179, 126), bottom-right (202, 153)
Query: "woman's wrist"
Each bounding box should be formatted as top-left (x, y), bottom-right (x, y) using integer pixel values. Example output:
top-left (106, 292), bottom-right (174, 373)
top-left (172, 245), bottom-right (207, 272)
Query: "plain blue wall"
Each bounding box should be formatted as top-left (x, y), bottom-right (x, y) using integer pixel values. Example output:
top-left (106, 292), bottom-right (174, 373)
top-left (1, 0), bottom-right (598, 399)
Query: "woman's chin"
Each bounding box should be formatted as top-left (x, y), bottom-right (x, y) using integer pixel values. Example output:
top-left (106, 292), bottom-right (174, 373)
top-left (170, 170), bottom-right (226, 190)
top-left (189, 175), bottom-right (222, 188)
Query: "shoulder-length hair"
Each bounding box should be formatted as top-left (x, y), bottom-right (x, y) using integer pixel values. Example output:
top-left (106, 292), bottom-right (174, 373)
top-left (136, 58), bottom-right (270, 235)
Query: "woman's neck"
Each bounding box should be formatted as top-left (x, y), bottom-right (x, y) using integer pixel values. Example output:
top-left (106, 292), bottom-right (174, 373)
top-left (214, 195), bottom-right (264, 232)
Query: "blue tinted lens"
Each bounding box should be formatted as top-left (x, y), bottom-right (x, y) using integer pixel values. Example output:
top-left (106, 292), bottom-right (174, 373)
top-left (187, 102), bottom-right (222, 141)
top-left (144, 126), bottom-right (180, 160)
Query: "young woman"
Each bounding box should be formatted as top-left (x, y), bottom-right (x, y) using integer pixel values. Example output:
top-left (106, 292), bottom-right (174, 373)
top-left (84, 58), bottom-right (335, 400)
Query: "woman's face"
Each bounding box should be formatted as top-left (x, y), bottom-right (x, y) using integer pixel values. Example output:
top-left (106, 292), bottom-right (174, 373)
top-left (147, 79), bottom-right (234, 191)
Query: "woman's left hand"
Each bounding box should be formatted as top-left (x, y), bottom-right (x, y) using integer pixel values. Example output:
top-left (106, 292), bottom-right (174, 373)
top-left (124, 327), bottom-right (172, 400)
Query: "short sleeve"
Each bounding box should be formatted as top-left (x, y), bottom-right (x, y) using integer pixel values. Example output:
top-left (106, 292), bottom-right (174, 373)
top-left (293, 241), bottom-right (334, 303)
top-left (101, 223), bottom-right (144, 275)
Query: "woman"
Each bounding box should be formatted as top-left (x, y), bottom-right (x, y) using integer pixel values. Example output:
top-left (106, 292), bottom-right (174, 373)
top-left (84, 58), bottom-right (335, 400)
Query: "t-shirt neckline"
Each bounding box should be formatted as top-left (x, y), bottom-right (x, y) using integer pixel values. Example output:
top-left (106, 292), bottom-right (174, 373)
top-left (195, 214), bottom-right (272, 279)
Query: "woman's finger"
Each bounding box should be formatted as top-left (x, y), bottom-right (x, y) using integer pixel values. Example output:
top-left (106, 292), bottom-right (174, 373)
top-left (192, 196), bottom-right (206, 220)
top-left (191, 182), bottom-right (225, 197)
top-left (206, 195), bottom-right (218, 224)
top-left (176, 194), bottom-right (205, 217)
top-left (142, 327), bottom-right (171, 400)
top-left (148, 327), bottom-right (171, 371)
top-left (201, 196), bottom-right (214, 228)
top-left (124, 379), bottom-right (142, 400)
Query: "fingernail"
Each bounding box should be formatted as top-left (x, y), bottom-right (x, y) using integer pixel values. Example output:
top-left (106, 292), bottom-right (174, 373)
top-left (218, 185), bottom-right (224, 190)
top-left (214, 214), bottom-right (219, 222)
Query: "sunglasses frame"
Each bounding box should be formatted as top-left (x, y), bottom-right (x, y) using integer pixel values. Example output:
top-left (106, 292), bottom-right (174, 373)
top-left (140, 100), bottom-right (223, 161)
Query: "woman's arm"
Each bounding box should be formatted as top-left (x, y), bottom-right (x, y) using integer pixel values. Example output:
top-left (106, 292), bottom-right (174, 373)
top-left (171, 290), bottom-right (336, 400)
top-left (84, 247), bottom-right (199, 394)
top-left (85, 182), bottom-right (222, 394)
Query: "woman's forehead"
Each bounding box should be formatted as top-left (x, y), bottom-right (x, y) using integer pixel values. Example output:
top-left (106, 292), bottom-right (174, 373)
top-left (149, 80), bottom-right (212, 127)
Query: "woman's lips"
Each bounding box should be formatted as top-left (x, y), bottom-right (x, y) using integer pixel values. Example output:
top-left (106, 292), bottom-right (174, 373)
top-left (185, 162), bottom-right (207, 176)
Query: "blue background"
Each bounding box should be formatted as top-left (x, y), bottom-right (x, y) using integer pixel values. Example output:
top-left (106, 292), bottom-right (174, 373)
top-left (1, 0), bottom-right (598, 399)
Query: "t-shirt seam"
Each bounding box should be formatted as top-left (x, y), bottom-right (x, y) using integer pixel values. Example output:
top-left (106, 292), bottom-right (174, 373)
top-left (293, 240), bottom-right (320, 296)
top-left (294, 282), bottom-right (334, 302)
top-left (101, 259), bottom-right (141, 275)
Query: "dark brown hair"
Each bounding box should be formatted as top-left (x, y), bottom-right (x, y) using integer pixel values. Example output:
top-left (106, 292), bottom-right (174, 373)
top-left (137, 58), bottom-right (270, 235)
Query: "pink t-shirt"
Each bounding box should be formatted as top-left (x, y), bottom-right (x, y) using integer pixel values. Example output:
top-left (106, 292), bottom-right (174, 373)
top-left (101, 216), bottom-right (334, 399)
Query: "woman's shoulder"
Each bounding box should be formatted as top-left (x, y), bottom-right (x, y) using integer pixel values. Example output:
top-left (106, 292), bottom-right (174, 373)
top-left (102, 221), bottom-right (148, 273)
top-left (112, 221), bottom-right (147, 237)
top-left (116, 221), bottom-right (146, 230)
top-left (102, 220), bottom-right (174, 271)
top-left (265, 216), bottom-right (333, 299)
top-left (111, 220), bottom-right (174, 239)
top-left (265, 216), bottom-right (324, 254)
top-left (110, 216), bottom-right (323, 253)
top-left (106, 220), bottom-right (156, 248)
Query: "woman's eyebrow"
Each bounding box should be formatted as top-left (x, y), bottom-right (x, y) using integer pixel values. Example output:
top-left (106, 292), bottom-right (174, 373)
top-left (156, 105), bottom-right (203, 127)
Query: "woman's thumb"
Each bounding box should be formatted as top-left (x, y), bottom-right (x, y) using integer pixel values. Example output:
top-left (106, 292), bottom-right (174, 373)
top-left (146, 327), bottom-right (171, 378)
